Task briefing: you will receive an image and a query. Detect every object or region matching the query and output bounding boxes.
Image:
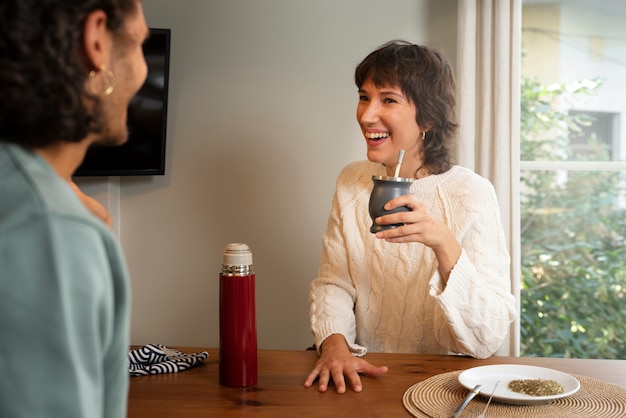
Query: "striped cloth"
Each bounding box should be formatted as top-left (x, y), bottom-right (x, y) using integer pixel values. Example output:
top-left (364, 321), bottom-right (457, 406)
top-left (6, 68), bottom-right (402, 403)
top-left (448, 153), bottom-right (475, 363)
top-left (128, 344), bottom-right (209, 376)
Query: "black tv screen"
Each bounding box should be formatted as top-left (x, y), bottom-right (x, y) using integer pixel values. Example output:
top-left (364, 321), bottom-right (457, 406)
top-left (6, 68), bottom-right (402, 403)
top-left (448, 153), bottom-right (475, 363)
top-left (74, 28), bottom-right (171, 176)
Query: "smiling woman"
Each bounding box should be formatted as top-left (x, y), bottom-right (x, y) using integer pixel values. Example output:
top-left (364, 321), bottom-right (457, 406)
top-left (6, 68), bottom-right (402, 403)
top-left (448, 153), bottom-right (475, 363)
top-left (305, 40), bottom-right (517, 395)
top-left (355, 41), bottom-right (457, 178)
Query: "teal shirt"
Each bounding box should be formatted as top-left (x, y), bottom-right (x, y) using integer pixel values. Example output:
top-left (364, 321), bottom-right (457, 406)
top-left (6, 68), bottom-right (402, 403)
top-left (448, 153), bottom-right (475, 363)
top-left (0, 143), bottom-right (131, 418)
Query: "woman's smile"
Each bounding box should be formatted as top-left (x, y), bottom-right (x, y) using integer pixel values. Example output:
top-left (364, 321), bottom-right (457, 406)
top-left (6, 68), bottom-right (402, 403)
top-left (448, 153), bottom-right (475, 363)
top-left (365, 131), bottom-right (390, 146)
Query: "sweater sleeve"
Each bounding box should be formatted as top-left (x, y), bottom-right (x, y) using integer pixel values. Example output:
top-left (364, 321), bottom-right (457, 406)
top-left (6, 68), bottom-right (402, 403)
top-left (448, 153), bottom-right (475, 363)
top-left (309, 164), bottom-right (369, 356)
top-left (428, 176), bottom-right (516, 359)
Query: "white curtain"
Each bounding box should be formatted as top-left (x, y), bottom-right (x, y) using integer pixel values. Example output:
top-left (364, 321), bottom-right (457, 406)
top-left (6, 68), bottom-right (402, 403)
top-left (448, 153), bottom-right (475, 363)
top-left (456, 0), bottom-right (522, 356)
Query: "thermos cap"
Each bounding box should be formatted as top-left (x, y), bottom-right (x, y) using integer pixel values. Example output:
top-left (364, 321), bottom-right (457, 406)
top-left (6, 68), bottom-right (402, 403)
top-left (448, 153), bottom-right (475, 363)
top-left (223, 243), bottom-right (253, 266)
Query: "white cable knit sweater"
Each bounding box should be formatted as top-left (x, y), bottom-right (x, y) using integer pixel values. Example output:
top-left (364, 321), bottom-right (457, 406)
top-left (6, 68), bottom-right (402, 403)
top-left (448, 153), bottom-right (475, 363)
top-left (309, 160), bottom-right (516, 359)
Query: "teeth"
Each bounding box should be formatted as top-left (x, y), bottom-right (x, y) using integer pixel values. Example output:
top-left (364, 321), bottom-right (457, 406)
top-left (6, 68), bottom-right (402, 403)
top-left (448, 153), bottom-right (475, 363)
top-left (366, 132), bottom-right (390, 139)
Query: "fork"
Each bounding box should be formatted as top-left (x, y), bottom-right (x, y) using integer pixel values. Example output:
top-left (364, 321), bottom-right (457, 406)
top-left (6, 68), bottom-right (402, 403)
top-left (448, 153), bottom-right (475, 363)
top-left (450, 384), bottom-right (483, 418)
top-left (478, 381), bottom-right (499, 418)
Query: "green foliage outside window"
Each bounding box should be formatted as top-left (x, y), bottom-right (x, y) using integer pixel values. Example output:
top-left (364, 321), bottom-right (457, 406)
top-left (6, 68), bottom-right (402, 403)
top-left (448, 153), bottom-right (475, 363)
top-left (520, 77), bottom-right (626, 359)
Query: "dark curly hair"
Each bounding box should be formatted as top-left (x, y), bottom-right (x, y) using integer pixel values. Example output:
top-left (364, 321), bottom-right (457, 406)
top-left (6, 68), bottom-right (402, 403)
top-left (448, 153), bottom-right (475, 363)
top-left (0, 0), bottom-right (138, 148)
top-left (355, 40), bottom-right (458, 175)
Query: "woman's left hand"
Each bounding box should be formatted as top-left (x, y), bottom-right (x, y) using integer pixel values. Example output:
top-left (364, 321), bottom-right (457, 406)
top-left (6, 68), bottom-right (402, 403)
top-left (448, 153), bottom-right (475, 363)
top-left (374, 194), bottom-right (461, 281)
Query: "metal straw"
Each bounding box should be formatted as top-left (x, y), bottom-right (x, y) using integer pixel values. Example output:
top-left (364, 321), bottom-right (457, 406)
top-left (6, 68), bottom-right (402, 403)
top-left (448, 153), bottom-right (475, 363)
top-left (393, 149), bottom-right (405, 178)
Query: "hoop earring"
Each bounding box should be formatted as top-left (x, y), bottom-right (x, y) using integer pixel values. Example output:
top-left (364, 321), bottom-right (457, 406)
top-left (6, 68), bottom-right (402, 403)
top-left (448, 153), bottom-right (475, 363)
top-left (421, 131), bottom-right (426, 141)
top-left (88, 64), bottom-right (115, 96)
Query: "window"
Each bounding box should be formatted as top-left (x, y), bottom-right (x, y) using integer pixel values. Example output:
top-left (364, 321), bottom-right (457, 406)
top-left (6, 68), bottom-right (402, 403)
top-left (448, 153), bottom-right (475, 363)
top-left (521, 0), bottom-right (626, 359)
top-left (568, 110), bottom-right (619, 161)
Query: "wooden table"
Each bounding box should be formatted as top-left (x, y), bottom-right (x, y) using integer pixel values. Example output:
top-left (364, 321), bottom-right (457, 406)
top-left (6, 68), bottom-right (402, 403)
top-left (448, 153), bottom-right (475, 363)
top-left (127, 348), bottom-right (626, 417)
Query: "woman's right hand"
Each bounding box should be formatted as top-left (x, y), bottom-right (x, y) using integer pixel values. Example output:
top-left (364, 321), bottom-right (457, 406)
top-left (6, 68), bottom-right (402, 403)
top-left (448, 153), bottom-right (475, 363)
top-left (303, 334), bottom-right (388, 394)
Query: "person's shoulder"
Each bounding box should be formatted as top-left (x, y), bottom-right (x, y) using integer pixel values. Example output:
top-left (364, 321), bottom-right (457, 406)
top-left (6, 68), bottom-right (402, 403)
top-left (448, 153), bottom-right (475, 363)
top-left (445, 166), bottom-right (495, 190)
top-left (445, 165), bottom-right (481, 179)
top-left (0, 144), bottom-right (109, 236)
top-left (331, 161), bottom-right (382, 207)
top-left (337, 160), bottom-right (383, 184)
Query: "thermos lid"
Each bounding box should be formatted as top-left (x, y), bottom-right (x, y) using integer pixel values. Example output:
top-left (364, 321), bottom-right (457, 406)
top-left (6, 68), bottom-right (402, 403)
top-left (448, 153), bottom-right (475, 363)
top-left (222, 243), bottom-right (253, 266)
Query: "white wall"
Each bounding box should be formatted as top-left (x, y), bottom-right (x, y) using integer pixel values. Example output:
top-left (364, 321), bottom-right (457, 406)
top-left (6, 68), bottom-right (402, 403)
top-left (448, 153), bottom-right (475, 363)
top-left (77, 0), bottom-right (458, 350)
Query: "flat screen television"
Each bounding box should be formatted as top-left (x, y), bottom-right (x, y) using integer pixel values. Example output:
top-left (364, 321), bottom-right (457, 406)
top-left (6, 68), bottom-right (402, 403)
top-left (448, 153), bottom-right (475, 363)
top-left (74, 28), bottom-right (171, 176)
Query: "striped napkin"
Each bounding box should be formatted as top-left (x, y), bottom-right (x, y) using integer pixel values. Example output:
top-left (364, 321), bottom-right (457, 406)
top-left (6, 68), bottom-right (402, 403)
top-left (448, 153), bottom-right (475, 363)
top-left (129, 344), bottom-right (209, 376)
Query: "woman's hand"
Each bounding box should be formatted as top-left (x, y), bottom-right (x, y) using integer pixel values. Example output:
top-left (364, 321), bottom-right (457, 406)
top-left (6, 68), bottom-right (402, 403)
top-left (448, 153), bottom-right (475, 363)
top-left (304, 334), bottom-right (388, 394)
top-left (374, 194), bottom-right (461, 281)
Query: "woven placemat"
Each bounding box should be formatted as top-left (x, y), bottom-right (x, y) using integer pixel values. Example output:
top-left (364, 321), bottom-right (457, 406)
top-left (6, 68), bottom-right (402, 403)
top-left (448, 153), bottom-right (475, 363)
top-left (403, 370), bottom-right (626, 418)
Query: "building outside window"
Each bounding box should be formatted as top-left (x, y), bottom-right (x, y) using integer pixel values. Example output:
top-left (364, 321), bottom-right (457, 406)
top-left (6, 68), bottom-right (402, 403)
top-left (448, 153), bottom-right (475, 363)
top-left (520, 0), bottom-right (626, 359)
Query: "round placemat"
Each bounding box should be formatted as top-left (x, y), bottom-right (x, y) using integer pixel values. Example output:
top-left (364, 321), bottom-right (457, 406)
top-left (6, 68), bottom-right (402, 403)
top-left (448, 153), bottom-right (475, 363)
top-left (402, 371), bottom-right (626, 418)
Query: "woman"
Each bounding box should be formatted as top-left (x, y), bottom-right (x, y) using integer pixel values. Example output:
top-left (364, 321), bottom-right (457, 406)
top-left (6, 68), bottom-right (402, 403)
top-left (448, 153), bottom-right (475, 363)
top-left (0, 1), bottom-right (148, 416)
top-left (305, 41), bottom-right (516, 394)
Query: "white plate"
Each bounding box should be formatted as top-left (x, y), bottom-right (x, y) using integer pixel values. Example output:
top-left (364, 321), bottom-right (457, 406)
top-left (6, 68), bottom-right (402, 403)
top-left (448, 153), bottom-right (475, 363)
top-left (458, 364), bottom-right (581, 405)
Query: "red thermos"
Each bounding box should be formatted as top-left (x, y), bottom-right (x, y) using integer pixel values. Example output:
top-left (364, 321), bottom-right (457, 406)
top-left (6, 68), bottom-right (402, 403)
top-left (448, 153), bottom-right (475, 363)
top-left (219, 243), bottom-right (258, 387)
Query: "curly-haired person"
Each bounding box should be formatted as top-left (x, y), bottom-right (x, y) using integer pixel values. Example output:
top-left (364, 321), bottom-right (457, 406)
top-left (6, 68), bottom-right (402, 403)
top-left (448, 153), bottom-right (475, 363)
top-left (0, 1), bottom-right (149, 417)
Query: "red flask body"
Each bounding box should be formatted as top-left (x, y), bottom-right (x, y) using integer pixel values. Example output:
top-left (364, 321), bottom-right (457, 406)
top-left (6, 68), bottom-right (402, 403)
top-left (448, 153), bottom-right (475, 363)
top-left (219, 244), bottom-right (258, 387)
